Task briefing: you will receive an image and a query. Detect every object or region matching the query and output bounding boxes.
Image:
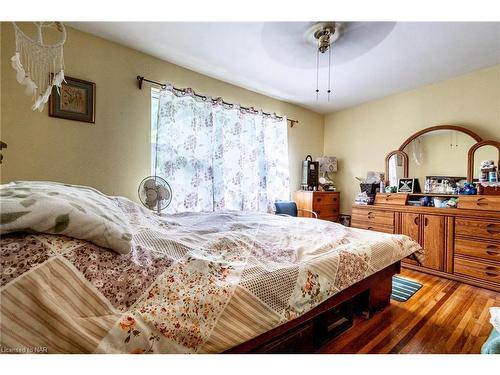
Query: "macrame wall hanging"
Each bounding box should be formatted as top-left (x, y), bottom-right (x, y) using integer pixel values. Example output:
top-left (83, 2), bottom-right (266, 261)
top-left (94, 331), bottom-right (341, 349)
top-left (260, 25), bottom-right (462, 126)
top-left (11, 22), bottom-right (66, 112)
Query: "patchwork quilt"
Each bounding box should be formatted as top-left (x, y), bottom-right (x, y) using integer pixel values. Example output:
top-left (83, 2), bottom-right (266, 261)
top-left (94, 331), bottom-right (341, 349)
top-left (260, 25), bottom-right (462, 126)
top-left (0, 198), bottom-right (423, 353)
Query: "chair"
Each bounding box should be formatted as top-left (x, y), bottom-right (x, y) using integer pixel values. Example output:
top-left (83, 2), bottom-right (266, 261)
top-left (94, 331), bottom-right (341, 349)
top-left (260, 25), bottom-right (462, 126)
top-left (274, 200), bottom-right (318, 218)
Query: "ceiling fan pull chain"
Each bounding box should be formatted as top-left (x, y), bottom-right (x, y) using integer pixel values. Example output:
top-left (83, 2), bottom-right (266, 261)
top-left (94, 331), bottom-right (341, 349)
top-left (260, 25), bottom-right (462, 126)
top-left (315, 49), bottom-right (320, 101)
top-left (327, 46), bottom-right (332, 102)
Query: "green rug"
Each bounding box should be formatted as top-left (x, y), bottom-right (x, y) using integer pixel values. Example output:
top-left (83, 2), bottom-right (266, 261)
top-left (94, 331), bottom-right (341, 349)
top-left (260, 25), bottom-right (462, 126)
top-left (391, 276), bottom-right (422, 302)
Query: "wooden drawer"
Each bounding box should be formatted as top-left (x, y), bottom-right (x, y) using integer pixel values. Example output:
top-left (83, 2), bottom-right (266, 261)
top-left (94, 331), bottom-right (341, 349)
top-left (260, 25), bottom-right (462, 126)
top-left (455, 219), bottom-right (500, 241)
top-left (315, 204), bottom-right (339, 218)
top-left (402, 256), bottom-right (418, 265)
top-left (351, 220), bottom-right (394, 234)
top-left (374, 193), bottom-right (408, 206)
top-left (455, 238), bottom-right (500, 263)
top-left (458, 195), bottom-right (500, 211)
top-left (312, 193), bottom-right (340, 208)
top-left (254, 322), bottom-right (315, 353)
top-left (351, 209), bottom-right (394, 226)
top-left (318, 215), bottom-right (339, 223)
top-left (454, 257), bottom-right (500, 284)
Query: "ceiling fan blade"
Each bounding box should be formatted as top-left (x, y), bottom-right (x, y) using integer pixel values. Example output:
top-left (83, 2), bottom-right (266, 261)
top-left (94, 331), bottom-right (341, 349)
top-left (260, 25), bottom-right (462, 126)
top-left (261, 22), bottom-right (396, 69)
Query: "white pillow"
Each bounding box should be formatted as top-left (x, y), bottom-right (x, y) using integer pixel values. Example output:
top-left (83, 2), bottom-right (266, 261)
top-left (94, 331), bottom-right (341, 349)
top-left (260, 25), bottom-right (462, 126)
top-left (0, 181), bottom-right (133, 254)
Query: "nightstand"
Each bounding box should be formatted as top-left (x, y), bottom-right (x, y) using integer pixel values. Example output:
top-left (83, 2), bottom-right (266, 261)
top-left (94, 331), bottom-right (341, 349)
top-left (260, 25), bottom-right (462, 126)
top-left (293, 191), bottom-right (340, 222)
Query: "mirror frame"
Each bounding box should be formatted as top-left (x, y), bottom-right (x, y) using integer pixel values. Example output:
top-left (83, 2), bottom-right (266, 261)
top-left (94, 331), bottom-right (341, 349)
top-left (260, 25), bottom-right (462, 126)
top-left (384, 150), bottom-right (409, 185)
top-left (397, 125), bottom-right (483, 151)
top-left (383, 125), bottom-right (484, 185)
top-left (467, 140), bottom-right (500, 181)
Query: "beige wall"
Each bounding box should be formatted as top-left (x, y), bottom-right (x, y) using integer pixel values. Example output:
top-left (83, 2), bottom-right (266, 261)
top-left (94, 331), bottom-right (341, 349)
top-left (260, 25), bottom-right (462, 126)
top-left (324, 64), bottom-right (500, 215)
top-left (0, 24), bottom-right (324, 201)
top-left (3, 23), bottom-right (499, 214)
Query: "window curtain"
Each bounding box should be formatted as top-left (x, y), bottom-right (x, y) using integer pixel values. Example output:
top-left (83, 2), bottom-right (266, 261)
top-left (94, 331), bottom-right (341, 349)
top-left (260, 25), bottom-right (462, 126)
top-left (155, 87), bottom-right (290, 213)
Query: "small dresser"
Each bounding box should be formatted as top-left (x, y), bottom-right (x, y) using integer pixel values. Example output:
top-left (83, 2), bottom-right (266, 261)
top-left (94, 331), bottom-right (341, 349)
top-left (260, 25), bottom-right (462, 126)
top-left (293, 191), bottom-right (340, 222)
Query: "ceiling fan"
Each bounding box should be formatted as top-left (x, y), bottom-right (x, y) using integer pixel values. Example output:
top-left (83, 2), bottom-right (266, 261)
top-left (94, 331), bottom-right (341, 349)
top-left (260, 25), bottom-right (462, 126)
top-left (261, 22), bottom-right (396, 100)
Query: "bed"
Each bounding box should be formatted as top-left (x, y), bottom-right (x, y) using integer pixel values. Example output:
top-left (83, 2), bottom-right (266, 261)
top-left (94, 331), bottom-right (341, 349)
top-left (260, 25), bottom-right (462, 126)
top-left (0, 181), bottom-right (423, 353)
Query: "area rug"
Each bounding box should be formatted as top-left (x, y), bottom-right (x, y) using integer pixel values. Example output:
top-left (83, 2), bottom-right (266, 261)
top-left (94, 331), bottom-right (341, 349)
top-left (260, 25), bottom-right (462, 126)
top-left (391, 275), bottom-right (423, 302)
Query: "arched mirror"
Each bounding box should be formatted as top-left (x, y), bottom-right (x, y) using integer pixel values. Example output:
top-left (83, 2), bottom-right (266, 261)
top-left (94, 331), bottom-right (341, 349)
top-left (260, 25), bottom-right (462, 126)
top-left (394, 125), bottom-right (483, 192)
top-left (385, 150), bottom-right (408, 187)
top-left (467, 140), bottom-right (500, 182)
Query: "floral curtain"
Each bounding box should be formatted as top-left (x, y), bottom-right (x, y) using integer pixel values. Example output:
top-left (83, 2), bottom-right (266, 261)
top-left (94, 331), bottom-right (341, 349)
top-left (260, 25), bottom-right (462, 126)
top-left (154, 87), bottom-right (290, 213)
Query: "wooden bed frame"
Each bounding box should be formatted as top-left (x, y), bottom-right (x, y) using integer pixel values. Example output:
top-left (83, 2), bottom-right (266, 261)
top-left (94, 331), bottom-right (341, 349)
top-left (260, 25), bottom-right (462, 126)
top-left (225, 261), bottom-right (401, 353)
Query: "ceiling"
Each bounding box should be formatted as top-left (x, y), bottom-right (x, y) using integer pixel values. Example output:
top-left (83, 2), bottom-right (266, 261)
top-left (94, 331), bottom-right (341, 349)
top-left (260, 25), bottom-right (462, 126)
top-left (70, 22), bottom-right (500, 114)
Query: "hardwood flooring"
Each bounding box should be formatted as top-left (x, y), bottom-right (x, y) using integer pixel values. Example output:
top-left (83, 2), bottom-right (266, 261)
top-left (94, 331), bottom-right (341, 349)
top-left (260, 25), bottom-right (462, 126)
top-left (318, 269), bottom-right (499, 354)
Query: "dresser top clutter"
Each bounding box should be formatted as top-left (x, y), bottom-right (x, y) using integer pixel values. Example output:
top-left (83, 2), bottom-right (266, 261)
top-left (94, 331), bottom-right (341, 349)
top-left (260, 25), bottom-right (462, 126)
top-left (351, 124), bottom-right (500, 292)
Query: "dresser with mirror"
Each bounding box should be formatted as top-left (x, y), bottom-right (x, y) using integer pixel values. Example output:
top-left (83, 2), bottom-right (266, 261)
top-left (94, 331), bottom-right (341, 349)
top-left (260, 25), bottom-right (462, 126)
top-left (351, 125), bottom-right (500, 291)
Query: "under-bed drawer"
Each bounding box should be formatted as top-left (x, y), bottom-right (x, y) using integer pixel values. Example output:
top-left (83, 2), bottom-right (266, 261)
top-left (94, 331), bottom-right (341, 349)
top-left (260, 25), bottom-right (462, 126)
top-left (455, 219), bottom-right (500, 241)
top-left (455, 238), bottom-right (500, 263)
top-left (454, 257), bottom-right (500, 283)
top-left (351, 209), bottom-right (394, 226)
top-left (253, 322), bottom-right (315, 353)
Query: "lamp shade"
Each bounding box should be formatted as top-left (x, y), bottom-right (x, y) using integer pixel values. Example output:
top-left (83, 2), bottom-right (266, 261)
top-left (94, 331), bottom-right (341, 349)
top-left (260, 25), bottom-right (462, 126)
top-left (317, 156), bottom-right (337, 174)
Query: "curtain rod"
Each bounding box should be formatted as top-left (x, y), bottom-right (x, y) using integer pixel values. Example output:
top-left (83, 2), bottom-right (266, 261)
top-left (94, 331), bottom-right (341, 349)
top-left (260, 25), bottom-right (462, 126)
top-left (136, 76), bottom-right (298, 127)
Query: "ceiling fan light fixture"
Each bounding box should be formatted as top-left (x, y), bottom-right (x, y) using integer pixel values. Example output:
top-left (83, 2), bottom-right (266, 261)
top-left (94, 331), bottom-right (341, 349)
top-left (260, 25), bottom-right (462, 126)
top-left (308, 22), bottom-right (340, 102)
top-left (314, 24), bottom-right (336, 54)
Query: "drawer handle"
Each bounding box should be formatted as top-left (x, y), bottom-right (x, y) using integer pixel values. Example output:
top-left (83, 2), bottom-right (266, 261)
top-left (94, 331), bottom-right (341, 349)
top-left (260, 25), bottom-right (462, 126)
top-left (486, 245), bottom-right (499, 256)
top-left (476, 198), bottom-right (489, 206)
top-left (485, 271), bottom-right (499, 278)
top-left (414, 216), bottom-right (419, 225)
top-left (385, 195), bottom-right (392, 200)
top-left (424, 217), bottom-right (429, 226)
top-left (316, 198), bottom-right (322, 203)
top-left (367, 226), bottom-right (374, 230)
top-left (486, 224), bottom-right (500, 234)
top-left (485, 266), bottom-right (499, 278)
top-left (333, 198), bottom-right (337, 202)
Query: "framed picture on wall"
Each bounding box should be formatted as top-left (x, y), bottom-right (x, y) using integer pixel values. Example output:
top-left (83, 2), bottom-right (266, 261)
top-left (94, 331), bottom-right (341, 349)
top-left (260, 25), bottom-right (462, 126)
top-left (49, 76), bottom-right (95, 123)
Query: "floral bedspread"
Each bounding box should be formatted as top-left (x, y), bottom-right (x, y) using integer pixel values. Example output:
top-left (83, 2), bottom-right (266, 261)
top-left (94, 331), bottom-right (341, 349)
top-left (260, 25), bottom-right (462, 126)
top-left (0, 199), bottom-right (423, 353)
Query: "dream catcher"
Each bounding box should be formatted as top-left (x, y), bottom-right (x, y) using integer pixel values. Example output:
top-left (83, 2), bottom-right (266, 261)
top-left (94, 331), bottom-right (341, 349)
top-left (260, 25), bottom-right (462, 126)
top-left (411, 136), bottom-right (424, 166)
top-left (11, 22), bottom-right (66, 111)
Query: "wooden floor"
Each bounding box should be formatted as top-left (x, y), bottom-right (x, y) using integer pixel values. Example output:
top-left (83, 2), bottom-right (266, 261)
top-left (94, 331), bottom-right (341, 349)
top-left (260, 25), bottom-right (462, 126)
top-left (318, 268), bottom-right (499, 354)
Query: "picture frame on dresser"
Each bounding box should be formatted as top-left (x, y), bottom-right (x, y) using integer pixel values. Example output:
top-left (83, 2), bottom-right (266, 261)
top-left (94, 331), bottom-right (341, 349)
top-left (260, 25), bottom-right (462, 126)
top-left (397, 178), bottom-right (417, 193)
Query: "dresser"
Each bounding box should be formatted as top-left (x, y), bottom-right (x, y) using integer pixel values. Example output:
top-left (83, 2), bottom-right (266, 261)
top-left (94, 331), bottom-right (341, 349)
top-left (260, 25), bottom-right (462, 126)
top-left (293, 191), bottom-right (340, 222)
top-left (348, 124), bottom-right (500, 291)
top-left (351, 193), bottom-right (500, 291)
